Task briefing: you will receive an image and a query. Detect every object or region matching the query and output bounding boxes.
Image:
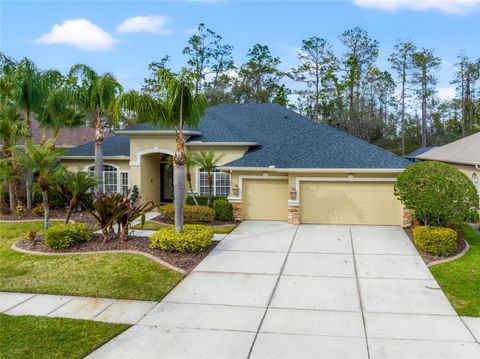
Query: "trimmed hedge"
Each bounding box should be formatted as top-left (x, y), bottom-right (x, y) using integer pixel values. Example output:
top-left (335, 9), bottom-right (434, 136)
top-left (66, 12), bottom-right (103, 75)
top-left (413, 226), bottom-right (458, 257)
top-left (212, 198), bottom-right (233, 221)
top-left (186, 195), bottom-right (226, 207)
top-left (44, 223), bottom-right (92, 250)
top-left (159, 204), bottom-right (215, 223)
top-left (149, 224), bottom-right (213, 253)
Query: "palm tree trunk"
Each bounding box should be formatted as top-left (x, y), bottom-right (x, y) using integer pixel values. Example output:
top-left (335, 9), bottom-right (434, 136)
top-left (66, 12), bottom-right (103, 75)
top-left (174, 164), bottom-right (185, 232)
top-left (8, 179), bottom-right (16, 212)
top-left (25, 110), bottom-right (33, 209)
top-left (42, 190), bottom-right (49, 229)
top-left (207, 173), bottom-right (213, 207)
top-left (65, 198), bottom-right (76, 224)
top-left (94, 113), bottom-right (104, 194)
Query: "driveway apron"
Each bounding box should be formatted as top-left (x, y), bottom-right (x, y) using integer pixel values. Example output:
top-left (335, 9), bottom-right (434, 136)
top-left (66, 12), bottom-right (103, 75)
top-left (88, 221), bottom-right (480, 359)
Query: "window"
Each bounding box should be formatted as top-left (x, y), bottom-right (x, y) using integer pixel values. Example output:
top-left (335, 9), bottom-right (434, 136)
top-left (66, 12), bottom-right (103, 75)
top-left (121, 172), bottom-right (129, 196)
top-left (473, 173), bottom-right (478, 191)
top-left (199, 170), bottom-right (231, 197)
top-left (87, 165), bottom-right (128, 195)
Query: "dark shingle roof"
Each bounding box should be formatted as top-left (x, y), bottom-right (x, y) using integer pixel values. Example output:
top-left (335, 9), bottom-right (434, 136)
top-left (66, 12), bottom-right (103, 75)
top-left (403, 146), bottom-right (434, 159)
top-left (63, 103), bottom-right (410, 169)
top-left (62, 135), bottom-right (130, 157)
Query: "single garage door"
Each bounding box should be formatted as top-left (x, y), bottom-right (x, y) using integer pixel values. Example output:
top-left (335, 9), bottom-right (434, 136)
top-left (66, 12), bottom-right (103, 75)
top-left (243, 179), bottom-right (289, 220)
top-left (300, 181), bottom-right (402, 225)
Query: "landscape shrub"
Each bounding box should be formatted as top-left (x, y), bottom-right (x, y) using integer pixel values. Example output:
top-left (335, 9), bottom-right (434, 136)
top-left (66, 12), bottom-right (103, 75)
top-left (394, 161), bottom-right (479, 227)
top-left (33, 187), bottom-right (65, 209)
top-left (15, 204), bottom-right (26, 214)
top-left (44, 223), bottom-right (92, 250)
top-left (149, 224), bottom-right (213, 253)
top-left (212, 198), bottom-right (233, 221)
top-left (159, 204), bottom-right (215, 223)
top-left (413, 225), bottom-right (458, 257)
top-left (32, 203), bottom-right (45, 217)
top-left (186, 195), bottom-right (225, 207)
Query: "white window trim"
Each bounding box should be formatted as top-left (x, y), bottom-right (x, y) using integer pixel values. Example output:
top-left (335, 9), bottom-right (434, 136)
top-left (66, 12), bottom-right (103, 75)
top-left (84, 163), bottom-right (129, 194)
top-left (196, 169), bottom-right (232, 197)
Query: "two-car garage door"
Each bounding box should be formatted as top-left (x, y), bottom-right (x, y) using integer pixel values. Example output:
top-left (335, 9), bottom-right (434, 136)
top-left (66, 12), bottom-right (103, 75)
top-left (241, 178), bottom-right (402, 225)
top-left (300, 181), bottom-right (402, 225)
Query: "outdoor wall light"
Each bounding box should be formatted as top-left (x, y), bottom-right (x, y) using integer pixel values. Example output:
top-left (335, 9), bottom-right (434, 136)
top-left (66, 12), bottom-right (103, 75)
top-left (232, 184), bottom-right (239, 196)
top-left (290, 187), bottom-right (297, 200)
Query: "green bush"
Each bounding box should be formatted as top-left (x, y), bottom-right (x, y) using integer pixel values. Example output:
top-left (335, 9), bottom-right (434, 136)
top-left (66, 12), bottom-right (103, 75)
top-left (394, 161), bottom-right (479, 227)
top-left (212, 198), bottom-right (233, 221)
top-left (33, 187), bottom-right (65, 209)
top-left (413, 226), bottom-right (458, 257)
top-left (186, 195), bottom-right (226, 207)
top-left (149, 224), bottom-right (213, 253)
top-left (159, 204), bottom-right (215, 223)
top-left (44, 223), bottom-right (92, 250)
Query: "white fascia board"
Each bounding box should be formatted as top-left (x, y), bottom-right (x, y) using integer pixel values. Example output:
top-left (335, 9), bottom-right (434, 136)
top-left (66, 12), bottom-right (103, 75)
top-left (416, 157), bottom-right (479, 166)
top-left (219, 166), bottom-right (406, 173)
top-left (59, 156), bottom-right (130, 160)
top-left (115, 130), bottom-right (202, 136)
top-left (186, 142), bottom-right (258, 147)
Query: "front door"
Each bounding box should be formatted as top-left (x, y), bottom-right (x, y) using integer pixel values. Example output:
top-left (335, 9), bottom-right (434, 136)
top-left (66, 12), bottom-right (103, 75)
top-left (160, 163), bottom-right (173, 203)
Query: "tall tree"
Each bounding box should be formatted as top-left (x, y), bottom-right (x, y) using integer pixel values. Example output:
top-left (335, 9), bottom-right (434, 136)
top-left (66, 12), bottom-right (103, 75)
top-left (233, 44), bottom-right (284, 104)
top-left (339, 27), bottom-right (379, 135)
top-left (291, 36), bottom-right (338, 121)
top-left (116, 69), bottom-right (208, 232)
top-left (12, 58), bottom-right (47, 209)
top-left (412, 48), bottom-right (441, 147)
top-left (389, 41), bottom-right (417, 154)
top-left (68, 64), bottom-right (122, 192)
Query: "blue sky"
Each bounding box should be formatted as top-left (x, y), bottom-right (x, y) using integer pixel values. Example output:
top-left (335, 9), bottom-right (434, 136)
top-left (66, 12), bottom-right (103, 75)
top-left (1, 0), bottom-right (479, 99)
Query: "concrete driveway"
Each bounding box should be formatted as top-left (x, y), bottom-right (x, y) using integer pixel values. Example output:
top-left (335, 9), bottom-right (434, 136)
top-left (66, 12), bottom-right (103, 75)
top-left (88, 221), bottom-right (480, 359)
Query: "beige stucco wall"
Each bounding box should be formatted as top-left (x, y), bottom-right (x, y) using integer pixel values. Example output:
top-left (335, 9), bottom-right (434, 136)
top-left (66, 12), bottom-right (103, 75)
top-left (450, 163), bottom-right (480, 203)
top-left (61, 158), bottom-right (130, 173)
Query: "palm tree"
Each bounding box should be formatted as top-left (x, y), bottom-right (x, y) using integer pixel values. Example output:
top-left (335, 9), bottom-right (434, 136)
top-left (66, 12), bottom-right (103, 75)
top-left (54, 171), bottom-right (98, 224)
top-left (38, 87), bottom-right (86, 144)
top-left (14, 139), bottom-right (65, 228)
top-left (12, 58), bottom-right (47, 209)
top-left (192, 150), bottom-right (224, 206)
top-left (68, 64), bottom-right (122, 193)
top-left (116, 69), bottom-right (207, 232)
top-left (0, 106), bottom-right (27, 211)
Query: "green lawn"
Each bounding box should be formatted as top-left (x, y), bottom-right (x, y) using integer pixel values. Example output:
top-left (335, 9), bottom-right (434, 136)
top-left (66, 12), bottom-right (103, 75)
top-left (0, 313), bottom-right (128, 359)
top-left (0, 221), bottom-right (183, 301)
top-left (133, 221), bottom-right (236, 234)
top-left (430, 224), bottom-right (480, 317)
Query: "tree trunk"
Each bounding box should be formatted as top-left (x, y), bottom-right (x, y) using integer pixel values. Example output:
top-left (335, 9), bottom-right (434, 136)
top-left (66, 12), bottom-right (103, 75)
top-left (174, 164), bottom-right (185, 233)
top-left (8, 179), bottom-right (16, 212)
top-left (25, 110), bottom-right (33, 209)
top-left (42, 190), bottom-right (49, 229)
top-left (421, 75), bottom-right (427, 148)
top-left (400, 64), bottom-right (406, 155)
top-left (94, 113), bottom-right (104, 194)
top-left (65, 198), bottom-right (76, 224)
top-left (207, 173), bottom-right (213, 207)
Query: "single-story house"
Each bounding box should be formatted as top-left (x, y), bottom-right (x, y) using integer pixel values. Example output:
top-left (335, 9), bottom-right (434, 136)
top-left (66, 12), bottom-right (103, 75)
top-left (60, 103), bottom-right (412, 226)
top-left (416, 132), bottom-right (480, 202)
top-left (403, 146), bottom-right (434, 162)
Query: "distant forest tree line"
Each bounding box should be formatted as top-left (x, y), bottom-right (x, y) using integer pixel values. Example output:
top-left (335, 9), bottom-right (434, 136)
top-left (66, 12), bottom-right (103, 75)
top-left (2, 24), bottom-right (480, 160)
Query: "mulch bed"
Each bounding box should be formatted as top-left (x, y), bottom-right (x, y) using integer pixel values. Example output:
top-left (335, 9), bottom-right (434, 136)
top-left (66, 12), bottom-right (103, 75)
top-left (15, 233), bottom-right (217, 273)
top-left (0, 209), bottom-right (97, 228)
top-left (151, 215), bottom-right (236, 226)
top-left (404, 226), bottom-right (466, 264)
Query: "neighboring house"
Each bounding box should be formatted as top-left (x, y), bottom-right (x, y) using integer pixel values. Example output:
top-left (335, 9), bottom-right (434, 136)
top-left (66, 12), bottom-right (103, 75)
top-left (30, 119), bottom-right (112, 148)
top-left (403, 146), bottom-right (434, 162)
top-left (60, 103), bottom-right (411, 226)
top-left (416, 132), bottom-right (480, 202)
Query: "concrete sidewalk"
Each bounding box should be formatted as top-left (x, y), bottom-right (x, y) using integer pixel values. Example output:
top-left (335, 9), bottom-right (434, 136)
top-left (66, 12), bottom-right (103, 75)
top-left (0, 292), bottom-right (157, 325)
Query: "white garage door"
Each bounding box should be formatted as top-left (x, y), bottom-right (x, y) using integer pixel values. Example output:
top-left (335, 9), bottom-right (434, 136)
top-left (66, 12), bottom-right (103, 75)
top-left (300, 181), bottom-right (402, 225)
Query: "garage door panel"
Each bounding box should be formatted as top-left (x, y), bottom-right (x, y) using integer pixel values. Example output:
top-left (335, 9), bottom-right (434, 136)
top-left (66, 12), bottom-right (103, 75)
top-left (300, 182), bottom-right (402, 225)
top-left (243, 179), bottom-right (288, 221)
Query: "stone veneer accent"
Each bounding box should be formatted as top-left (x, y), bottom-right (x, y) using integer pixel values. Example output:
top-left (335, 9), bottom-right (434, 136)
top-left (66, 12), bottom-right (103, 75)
top-left (403, 207), bottom-right (412, 228)
top-left (288, 202), bottom-right (300, 225)
top-left (232, 202), bottom-right (242, 222)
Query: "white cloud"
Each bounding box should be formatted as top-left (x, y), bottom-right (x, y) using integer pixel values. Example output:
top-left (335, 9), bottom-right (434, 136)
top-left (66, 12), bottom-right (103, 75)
top-left (438, 87), bottom-right (456, 99)
top-left (353, 0), bottom-right (480, 15)
top-left (37, 19), bottom-right (117, 51)
top-left (185, 27), bottom-right (199, 35)
top-left (117, 15), bottom-right (173, 34)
